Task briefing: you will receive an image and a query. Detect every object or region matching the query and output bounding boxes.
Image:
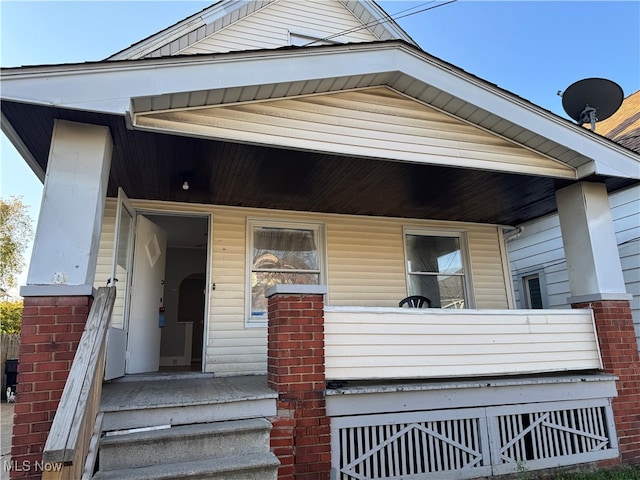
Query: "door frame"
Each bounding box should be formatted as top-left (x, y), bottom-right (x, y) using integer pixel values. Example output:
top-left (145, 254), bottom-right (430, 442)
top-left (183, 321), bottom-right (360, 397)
top-left (105, 188), bottom-right (136, 380)
top-left (132, 207), bottom-right (212, 373)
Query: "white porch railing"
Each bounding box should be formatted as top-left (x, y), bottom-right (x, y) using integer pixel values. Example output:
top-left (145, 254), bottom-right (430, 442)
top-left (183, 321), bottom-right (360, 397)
top-left (324, 308), bottom-right (601, 380)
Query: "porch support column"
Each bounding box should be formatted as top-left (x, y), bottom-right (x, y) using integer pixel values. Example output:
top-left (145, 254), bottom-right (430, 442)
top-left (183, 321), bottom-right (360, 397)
top-left (11, 120), bottom-right (112, 480)
top-left (557, 182), bottom-right (639, 465)
top-left (22, 119), bottom-right (113, 296)
top-left (266, 285), bottom-right (331, 480)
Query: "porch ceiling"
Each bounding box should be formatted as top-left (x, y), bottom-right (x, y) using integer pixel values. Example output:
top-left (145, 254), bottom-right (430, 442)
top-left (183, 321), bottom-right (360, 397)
top-left (2, 100), bottom-right (634, 226)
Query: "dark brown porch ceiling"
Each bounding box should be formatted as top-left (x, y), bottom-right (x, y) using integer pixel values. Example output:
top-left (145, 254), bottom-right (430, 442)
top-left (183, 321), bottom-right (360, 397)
top-left (3, 100), bottom-right (634, 226)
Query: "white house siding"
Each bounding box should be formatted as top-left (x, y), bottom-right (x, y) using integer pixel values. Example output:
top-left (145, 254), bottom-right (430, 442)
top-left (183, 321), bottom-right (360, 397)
top-left (508, 185), bottom-right (640, 348)
top-left (95, 199), bottom-right (510, 375)
top-left (324, 308), bottom-right (601, 380)
top-left (179, 0), bottom-right (378, 55)
top-left (137, 88), bottom-right (576, 179)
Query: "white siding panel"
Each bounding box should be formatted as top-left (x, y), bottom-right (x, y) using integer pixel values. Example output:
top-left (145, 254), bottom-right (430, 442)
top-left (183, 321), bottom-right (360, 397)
top-left (94, 199), bottom-right (511, 375)
top-left (325, 308), bottom-right (601, 380)
top-left (139, 88), bottom-right (576, 179)
top-left (508, 185), bottom-right (640, 349)
top-left (611, 185), bottom-right (640, 245)
top-left (180, 0), bottom-right (378, 55)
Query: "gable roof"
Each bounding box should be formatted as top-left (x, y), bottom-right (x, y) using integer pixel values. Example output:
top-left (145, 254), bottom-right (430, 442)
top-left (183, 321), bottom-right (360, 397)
top-left (108, 0), bottom-right (417, 61)
top-left (3, 40), bottom-right (638, 182)
top-left (1, 4), bottom-right (638, 225)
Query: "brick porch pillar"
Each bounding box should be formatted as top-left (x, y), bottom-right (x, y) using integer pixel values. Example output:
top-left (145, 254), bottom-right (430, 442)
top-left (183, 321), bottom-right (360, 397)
top-left (557, 182), bottom-right (639, 465)
top-left (8, 120), bottom-right (111, 478)
top-left (572, 300), bottom-right (640, 464)
top-left (9, 295), bottom-right (92, 480)
top-left (266, 285), bottom-right (331, 480)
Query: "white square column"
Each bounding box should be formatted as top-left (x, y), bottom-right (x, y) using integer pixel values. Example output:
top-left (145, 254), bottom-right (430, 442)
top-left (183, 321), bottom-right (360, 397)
top-left (21, 120), bottom-right (113, 296)
top-left (556, 182), bottom-right (630, 303)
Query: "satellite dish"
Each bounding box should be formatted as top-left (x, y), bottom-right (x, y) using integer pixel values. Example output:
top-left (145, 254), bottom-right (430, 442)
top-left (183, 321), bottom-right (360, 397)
top-left (560, 78), bottom-right (623, 131)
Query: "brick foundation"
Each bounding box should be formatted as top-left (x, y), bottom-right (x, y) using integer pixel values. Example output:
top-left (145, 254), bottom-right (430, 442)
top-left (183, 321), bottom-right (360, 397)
top-left (572, 300), bottom-right (640, 464)
top-left (267, 290), bottom-right (331, 480)
top-left (9, 295), bottom-right (92, 480)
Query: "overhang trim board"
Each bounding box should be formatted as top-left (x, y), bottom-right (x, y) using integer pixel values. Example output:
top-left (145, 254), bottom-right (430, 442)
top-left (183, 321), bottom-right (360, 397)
top-left (2, 42), bottom-right (639, 181)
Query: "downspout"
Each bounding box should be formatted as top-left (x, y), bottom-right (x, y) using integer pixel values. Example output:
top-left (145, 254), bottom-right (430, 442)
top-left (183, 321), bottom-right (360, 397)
top-left (504, 225), bottom-right (525, 242)
top-left (500, 226), bottom-right (525, 309)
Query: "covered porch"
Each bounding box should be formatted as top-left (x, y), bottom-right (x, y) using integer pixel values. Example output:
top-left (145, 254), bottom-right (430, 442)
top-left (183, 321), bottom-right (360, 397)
top-left (2, 40), bottom-right (638, 479)
top-left (263, 286), bottom-right (626, 479)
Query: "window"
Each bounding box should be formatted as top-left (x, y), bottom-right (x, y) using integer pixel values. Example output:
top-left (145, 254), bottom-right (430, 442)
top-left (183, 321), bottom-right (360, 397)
top-left (404, 230), bottom-right (472, 309)
top-left (522, 274), bottom-right (545, 309)
top-left (247, 220), bottom-right (325, 324)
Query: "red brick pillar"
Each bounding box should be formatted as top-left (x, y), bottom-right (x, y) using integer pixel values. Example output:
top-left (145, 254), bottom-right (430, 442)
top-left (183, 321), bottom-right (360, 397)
top-left (266, 286), bottom-right (331, 480)
top-left (572, 300), bottom-right (640, 464)
top-left (9, 295), bottom-right (91, 480)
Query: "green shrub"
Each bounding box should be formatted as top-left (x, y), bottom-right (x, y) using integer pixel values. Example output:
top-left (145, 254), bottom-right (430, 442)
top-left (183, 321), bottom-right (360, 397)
top-left (0, 299), bottom-right (23, 334)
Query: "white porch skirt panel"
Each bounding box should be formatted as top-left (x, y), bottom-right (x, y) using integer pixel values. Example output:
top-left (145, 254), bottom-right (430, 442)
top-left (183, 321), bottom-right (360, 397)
top-left (331, 400), bottom-right (618, 480)
top-left (328, 376), bottom-right (618, 479)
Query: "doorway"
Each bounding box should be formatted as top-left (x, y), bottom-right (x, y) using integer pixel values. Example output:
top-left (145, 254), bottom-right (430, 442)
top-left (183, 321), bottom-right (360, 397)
top-left (105, 192), bottom-right (211, 379)
top-left (144, 214), bottom-right (209, 373)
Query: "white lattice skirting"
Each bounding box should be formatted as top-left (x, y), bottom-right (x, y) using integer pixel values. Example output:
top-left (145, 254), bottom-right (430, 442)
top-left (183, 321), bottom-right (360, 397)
top-left (331, 399), bottom-right (618, 480)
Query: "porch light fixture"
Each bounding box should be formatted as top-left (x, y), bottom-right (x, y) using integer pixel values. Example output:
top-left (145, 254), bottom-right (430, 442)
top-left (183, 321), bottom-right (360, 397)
top-left (182, 180), bottom-right (189, 190)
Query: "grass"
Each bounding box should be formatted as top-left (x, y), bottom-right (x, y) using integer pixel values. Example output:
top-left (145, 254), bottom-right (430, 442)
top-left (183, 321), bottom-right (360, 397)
top-left (548, 465), bottom-right (640, 479)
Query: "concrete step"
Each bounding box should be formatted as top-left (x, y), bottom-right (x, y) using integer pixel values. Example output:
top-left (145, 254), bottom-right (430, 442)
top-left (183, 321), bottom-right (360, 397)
top-left (100, 374), bottom-right (277, 431)
top-left (92, 452), bottom-right (280, 480)
top-left (99, 418), bottom-right (272, 471)
top-left (101, 397), bottom-right (275, 431)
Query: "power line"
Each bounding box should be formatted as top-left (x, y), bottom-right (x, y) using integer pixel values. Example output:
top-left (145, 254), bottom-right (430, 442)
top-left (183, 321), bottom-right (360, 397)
top-left (303, 0), bottom-right (458, 46)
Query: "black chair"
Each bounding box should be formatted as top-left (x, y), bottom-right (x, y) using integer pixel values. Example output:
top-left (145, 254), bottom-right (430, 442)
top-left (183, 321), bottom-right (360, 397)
top-left (399, 295), bottom-right (432, 308)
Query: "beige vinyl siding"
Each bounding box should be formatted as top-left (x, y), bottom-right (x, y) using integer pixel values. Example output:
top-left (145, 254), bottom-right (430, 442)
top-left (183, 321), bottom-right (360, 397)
top-left (180, 0), bottom-right (378, 55)
top-left (326, 217), bottom-right (407, 307)
top-left (138, 88), bottom-right (576, 179)
top-left (95, 199), bottom-right (116, 289)
top-left (468, 226), bottom-right (512, 309)
top-left (94, 199), bottom-right (511, 375)
top-left (324, 308), bottom-right (601, 380)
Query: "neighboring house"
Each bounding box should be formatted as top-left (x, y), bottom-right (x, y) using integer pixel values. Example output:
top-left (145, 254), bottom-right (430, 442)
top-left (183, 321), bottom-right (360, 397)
top-left (509, 91), bottom-right (640, 349)
top-left (2, 1), bottom-right (639, 480)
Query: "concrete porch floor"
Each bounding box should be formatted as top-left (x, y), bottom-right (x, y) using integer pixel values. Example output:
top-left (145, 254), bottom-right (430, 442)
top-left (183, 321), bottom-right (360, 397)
top-left (101, 373), bottom-right (277, 414)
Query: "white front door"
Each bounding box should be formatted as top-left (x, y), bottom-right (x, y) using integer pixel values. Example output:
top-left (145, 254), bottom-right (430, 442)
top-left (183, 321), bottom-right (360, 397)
top-left (126, 215), bottom-right (167, 374)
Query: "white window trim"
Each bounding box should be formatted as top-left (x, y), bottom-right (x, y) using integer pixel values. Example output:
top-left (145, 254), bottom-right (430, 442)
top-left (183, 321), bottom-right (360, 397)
top-left (245, 218), bottom-right (327, 327)
top-left (402, 227), bottom-right (476, 309)
top-left (521, 272), bottom-right (549, 309)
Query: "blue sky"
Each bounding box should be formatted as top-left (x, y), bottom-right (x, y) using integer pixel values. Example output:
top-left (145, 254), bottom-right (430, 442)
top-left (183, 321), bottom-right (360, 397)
top-left (1, 0), bottom-right (639, 289)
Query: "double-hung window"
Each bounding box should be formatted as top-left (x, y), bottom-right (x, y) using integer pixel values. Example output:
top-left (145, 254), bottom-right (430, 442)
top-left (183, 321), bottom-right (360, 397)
top-left (247, 220), bottom-right (325, 325)
top-left (404, 229), bottom-right (472, 308)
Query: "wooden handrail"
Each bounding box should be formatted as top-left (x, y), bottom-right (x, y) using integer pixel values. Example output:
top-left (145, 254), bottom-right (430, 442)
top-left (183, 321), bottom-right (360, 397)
top-left (42, 286), bottom-right (116, 480)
